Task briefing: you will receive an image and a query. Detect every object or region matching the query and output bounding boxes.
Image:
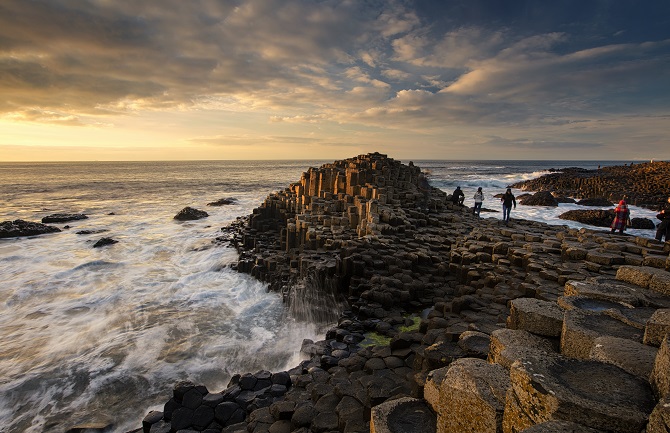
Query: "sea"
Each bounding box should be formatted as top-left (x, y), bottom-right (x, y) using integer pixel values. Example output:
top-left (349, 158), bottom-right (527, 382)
top-left (0, 159), bottom-right (660, 433)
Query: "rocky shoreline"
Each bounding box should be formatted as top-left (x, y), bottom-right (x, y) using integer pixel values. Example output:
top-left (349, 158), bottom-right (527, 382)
top-left (510, 161), bottom-right (670, 210)
top-left (126, 153), bottom-right (670, 433)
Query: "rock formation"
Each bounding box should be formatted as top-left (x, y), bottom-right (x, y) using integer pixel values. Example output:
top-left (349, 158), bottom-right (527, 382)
top-left (510, 161), bottom-right (670, 209)
top-left (174, 207), bottom-right (209, 221)
top-left (0, 219), bottom-right (61, 238)
top-left (42, 213), bottom-right (88, 223)
top-left (135, 154), bottom-right (670, 433)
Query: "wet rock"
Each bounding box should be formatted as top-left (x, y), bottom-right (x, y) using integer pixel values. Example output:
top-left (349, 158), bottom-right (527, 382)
top-left (519, 191), bottom-right (559, 207)
top-left (576, 198), bottom-right (614, 207)
top-left (631, 217), bottom-right (655, 230)
top-left (559, 209), bottom-right (614, 227)
top-left (174, 207), bottom-right (209, 221)
top-left (93, 237), bottom-right (118, 248)
top-left (0, 219), bottom-right (61, 238)
top-left (42, 213), bottom-right (88, 223)
top-left (207, 197), bottom-right (237, 206)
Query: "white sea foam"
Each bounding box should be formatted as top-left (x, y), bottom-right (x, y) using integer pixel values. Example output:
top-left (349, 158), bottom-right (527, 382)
top-left (0, 159), bottom-right (660, 433)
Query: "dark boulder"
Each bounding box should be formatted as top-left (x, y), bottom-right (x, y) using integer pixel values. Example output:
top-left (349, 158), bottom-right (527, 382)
top-left (93, 237), bottom-right (118, 248)
top-left (553, 195), bottom-right (576, 204)
top-left (42, 213), bottom-right (88, 223)
top-left (519, 191), bottom-right (559, 207)
top-left (558, 209), bottom-right (614, 227)
top-left (174, 207), bottom-right (209, 221)
top-left (0, 219), bottom-right (61, 238)
top-left (576, 198), bottom-right (613, 207)
top-left (207, 198), bottom-right (237, 206)
top-left (631, 217), bottom-right (655, 230)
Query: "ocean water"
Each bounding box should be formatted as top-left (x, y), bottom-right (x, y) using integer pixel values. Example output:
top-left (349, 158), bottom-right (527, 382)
top-left (0, 159), bottom-right (659, 433)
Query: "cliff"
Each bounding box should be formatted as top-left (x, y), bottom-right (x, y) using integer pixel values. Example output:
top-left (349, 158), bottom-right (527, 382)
top-left (137, 154), bottom-right (670, 433)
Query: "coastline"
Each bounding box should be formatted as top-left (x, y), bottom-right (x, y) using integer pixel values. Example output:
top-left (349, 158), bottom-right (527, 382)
top-left (130, 153), bottom-right (670, 433)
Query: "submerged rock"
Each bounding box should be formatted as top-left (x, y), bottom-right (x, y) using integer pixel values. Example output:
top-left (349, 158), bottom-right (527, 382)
top-left (207, 197), bottom-right (237, 206)
top-left (93, 237), bottom-right (118, 248)
top-left (0, 219), bottom-right (61, 238)
top-left (174, 207), bottom-right (208, 221)
top-left (42, 213), bottom-right (88, 223)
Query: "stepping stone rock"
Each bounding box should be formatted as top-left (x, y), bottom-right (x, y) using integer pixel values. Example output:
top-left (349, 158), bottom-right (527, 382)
top-left (488, 329), bottom-right (556, 369)
top-left (503, 354), bottom-right (655, 433)
top-left (437, 358), bottom-right (510, 433)
top-left (370, 397), bottom-right (435, 433)
top-left (590, 336), bottom-right (658, 380)
top-left (457, 330), bottom-right (491, 358)
top-left (646, 395), bottom-right (670, 433)
top-left (616, 265), bottom-right (670, 295)
top-left (565, 277), bottom-right (663, 308)
top-left (651, 335), bottom-right (670, 399)
top-left (507, 298), bottom-right (564, 337)
top-left (423, 367), bottom-right (448, 413)
top-left (644, 309), bottom-right (670, 347)
top-left (560, 309), bottom-right (643, 359)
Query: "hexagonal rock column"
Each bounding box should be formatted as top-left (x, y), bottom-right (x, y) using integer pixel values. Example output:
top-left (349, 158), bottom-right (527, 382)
top-left (488, 329), bottom-right (557, 369)
top-left (651, 335), bottom-right (670, 399)
top-left (560, 309), bottom-right (644, 359)
top-left (616, 265), bottom-right (670, 295)
top-left (506, 298), bottom-right (564, 337)
top-left (436, 358), bottom-right (510, 433)
top-left (646, 395), bottom-right (670, 433)
top-left (644, 309), bottom-right (670, 347)
top-left (502, 354), bottom-right (655, 433)
top-left (589, 336), bottom-right (658, 380)
top-left (370, 397), bottom-right (436, 433)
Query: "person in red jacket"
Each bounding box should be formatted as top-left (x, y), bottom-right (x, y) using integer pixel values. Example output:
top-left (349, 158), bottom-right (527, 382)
top-left (610, 199), bottom-right (630, 234)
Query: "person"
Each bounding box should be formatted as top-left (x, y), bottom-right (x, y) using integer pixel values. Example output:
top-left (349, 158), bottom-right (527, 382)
top-left (501, 188), bottom-right (516, 224)
top-left (473, 187), bottom-right (484, 217)
top-left (655, 196), bottom-right (670, 241)
top-left (451, 186), bottom-right (465, 206)
top-left (610, 199), bottom-right (630, 234)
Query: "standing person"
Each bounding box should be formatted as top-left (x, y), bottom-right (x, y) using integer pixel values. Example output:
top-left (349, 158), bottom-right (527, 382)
top-left (473, 187), bottom-right (484, 217)
top-left (452, 186), bottom-right (465, 205)
top-left (501, 188), bottom-right (516, 224)
top-left (610, 199), bottom-right (630, 234)
top-left (655, 196), bottom-right (670, 241)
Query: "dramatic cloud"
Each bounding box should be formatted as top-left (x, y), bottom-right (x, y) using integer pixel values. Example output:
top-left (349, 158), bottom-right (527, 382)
top-left (0, 0), bottom-right (668, 160)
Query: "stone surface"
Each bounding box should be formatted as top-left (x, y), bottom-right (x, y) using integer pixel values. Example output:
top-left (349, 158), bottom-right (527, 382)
top-left (651, 335), bottom-right (670, 399)
top-left (646, 396), bottom-right (670, 433)
top-left (506, 297), bottom-right (564, 337)
top-left (488, 329), bottom-right (556, 369)
top-left (644, 309), bottom-right (670, 347)
top-left (590, 336), bottom-right (658, 379)
top-left (518, 420), bottom-right (605, 433)
top-left (370, 397), bottom-right (436, 433)
top-left (437, 358), bottom-right (510, 433)
top-left (560, 308), bottom-right (644, 359)
top-left (504, 354), bottom-right (655, 433)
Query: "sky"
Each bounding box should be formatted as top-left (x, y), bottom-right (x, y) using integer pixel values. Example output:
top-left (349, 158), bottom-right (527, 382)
top-left (1, 0), bottom-right (669, 162)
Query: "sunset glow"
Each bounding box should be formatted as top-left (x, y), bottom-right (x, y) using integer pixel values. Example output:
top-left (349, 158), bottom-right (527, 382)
top-left (1, 1), bottom-right (669, 161)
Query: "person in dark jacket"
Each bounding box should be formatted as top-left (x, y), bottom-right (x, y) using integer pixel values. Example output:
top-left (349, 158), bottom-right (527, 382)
top-left (451, 186), bottom-right (465, 205)
top-left (656, 196), bottom-right (670, 241)
top-left (501, 188), bottom-right (516, 224)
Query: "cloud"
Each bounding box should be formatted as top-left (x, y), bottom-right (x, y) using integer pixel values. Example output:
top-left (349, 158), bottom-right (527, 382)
top-left (0, 0), bottom-right (669, 160)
